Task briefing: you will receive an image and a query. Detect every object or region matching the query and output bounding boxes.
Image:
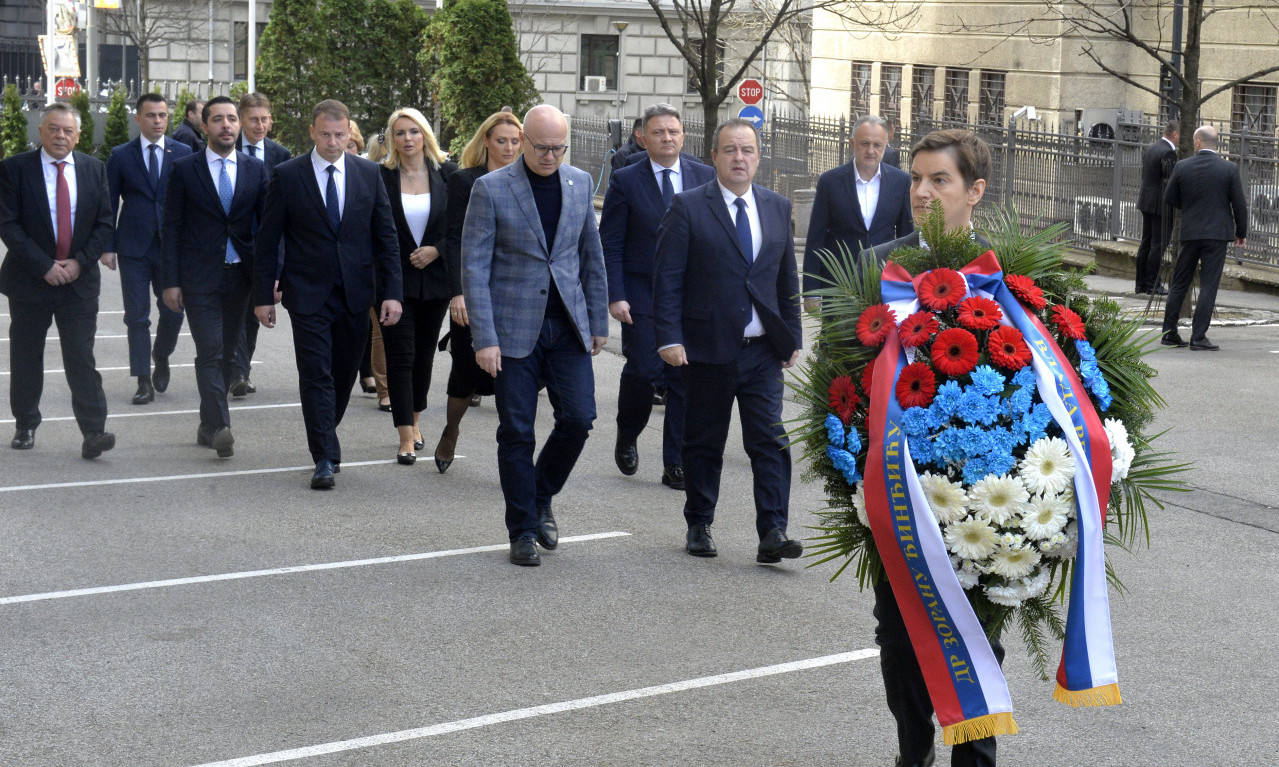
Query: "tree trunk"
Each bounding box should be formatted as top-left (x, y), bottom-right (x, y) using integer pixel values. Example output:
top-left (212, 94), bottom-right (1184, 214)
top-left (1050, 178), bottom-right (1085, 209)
top-left (1176, 0), bottom-right (1205, 159)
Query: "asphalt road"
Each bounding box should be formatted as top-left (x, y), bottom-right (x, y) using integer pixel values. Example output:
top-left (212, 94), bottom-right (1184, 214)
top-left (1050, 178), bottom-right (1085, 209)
top-left (2, 271), bottom-right (1277, 766)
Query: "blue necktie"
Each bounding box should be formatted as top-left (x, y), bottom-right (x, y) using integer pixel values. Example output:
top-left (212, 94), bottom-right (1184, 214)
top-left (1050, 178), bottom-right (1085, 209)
top-left (733, 197), bottom-right (752, 261)
top-left (218, 158), bottom-right (238, 264)
top-left (325, 165), bottom-right (341, 231)
top-left (147, 143), bottom-right (160, 192)
top-left (660, 167), bottom-right (674, 209)
top-left (247, 144), bottom-right (257, 158)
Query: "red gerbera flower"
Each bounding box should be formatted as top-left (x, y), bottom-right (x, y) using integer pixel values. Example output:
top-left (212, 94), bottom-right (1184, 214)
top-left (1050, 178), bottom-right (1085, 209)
top-left (828, 375), bottom-right (861, 425)
top-left (1050, 304), bottom-right (1087, 340)
top-left (895, 362), bottom-right (937, 408)
top-left (1005, 274), bottom-right (1047, 310)
top-left (856, 304), bottom-right (896, 347)
top-left (988, 325), bottom-right (1032, 370)
top-left (917, 268), bottom-right (967, 311)
top-left (898, 310), bottom-right (939, 347)
top-left (861, 362), bottom-right (875, 396)
top-left (931, 328), bottom-right (980, 377)
top-left (956, 296), bottom-right (1003, 331)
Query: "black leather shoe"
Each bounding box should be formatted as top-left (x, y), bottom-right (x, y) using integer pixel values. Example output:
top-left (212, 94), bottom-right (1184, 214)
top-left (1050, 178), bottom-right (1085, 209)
top-left (469, 394), bottom-right (482, 407)
top-left (152, 352), bottom-right (170, 393)
top-left (211, 426), bottom-right (234, 458)
top-left (244, 379), bottom-right (256, 394)
top-left (757, 528), bottom-right (803, 564)
top-left (132, 377), bottom-right (155, 405)
top-left (1161, 331), bottom-right (1189, 347)
top-left (413, 437), bottom-right (425, 451)
top-left (397, 451), bottom-right (416, 465)
top-left (894, 746), bottom-right (936, 767)
top-left (196, 425), bottom-right (215, 447)
top-left (510, 533), bottom-right (541, 566)
top-left (652, 389), bottom-right (667, 407)
top-left (661, 464), bottom-right (685, 490)
top-left (1190, 339), bottom-right (1220, 351)
top-left (311, 459), bottom-right (336, 489)
top-left (229, 377), bottom-right (251, 397)
top-left (686, 524), bottom-right (717, 557)
top-left (11, 428), bottom-right (35, 450)
top-left (615, 436), bottom-right (638, 476)
top-left (536, 505), bottom-right (558, 550)
top-left (81, 431), bottom-right (116, 459)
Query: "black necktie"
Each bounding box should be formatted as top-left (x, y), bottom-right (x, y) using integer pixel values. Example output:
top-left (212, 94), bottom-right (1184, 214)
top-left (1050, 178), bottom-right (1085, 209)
top-left (325, 165), bottom-right (340, 230)
top-left (734, 198), bottom-right (752, 260)
top-left (660, 168), bottom-right (674, 209)
top-left (248, 144), bottom-right (258, 158)
top-left (147, 143), bottom-right (160, 191)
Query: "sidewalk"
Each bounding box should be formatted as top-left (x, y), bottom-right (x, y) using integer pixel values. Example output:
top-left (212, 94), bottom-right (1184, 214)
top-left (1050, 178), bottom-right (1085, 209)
top-left (1082, 273), bottom-right (1279, 326)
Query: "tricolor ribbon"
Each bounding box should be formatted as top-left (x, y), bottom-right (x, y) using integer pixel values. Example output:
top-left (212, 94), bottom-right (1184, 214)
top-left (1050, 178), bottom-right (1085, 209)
top-left (864, 251), bottom-right (1120, 745)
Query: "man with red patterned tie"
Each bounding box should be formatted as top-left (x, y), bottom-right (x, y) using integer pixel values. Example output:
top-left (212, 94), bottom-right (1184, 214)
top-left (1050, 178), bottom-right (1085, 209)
top-left (0, 103), bottom-right (116, 458)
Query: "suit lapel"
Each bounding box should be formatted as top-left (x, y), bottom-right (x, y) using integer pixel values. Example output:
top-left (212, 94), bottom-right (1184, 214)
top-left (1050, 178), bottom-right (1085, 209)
top-left (640, 162), bottom-right (664, 214)
top-left (24, 152), bottom-right (56, 243)
top-left (129, 138), bottom-right (158, 200)
top-left (70, 153), bottom-right (94, 246)
top-left (299, 154), bottom-right (335, 234)
top-left (228, 151), bottom-right (252, 214)
top-left (842, 165), bottom-right (865, 231)
top-left (706, 183), bottom-right (749, 264)
top-left (509, 162), bottom-right (548, 256)
top-left (337, 160), bottom-right (356, 233)
top-left (549, 169), bottom-right (578, 256)
top-left (193, 152), bottom-right (226, 219)
top-left (423, 164), bottom-right (444, 244)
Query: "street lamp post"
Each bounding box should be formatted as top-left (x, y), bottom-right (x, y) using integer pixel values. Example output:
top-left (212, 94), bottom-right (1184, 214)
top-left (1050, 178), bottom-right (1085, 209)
top-left (612, 20), bottom-right (628, 127)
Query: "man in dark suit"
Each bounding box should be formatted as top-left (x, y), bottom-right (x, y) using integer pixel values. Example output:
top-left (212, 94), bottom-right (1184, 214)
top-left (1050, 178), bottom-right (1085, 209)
top-left (462, 104), bottom-right (609, 567)
top-left (610, 118), bottom-right (644, 173)
top-left (652, 117), bottom-right (803, 564)
top-left (161, 96), bottom-right (269, 458)
top-left (1160, 125), bottom-right (1248, 352)
top-left (104, 93), bottom-right (193, 406)
top-left (253, 99), bottom-right (402, 489)
top-left (882, 117), bottom-right (902, 169)
top-left (170, 100), bottom-right (206, 153)
top-left (1134, 120), bottom-right (1179, 295)
top-left (0, 103), bottom-right (116, 458)
top-left (804, 115), bottom-right (913, 312)
top-left (229, 91), bottom-right (292, 397)
top-left (601, 103), bottom-right (716, 492)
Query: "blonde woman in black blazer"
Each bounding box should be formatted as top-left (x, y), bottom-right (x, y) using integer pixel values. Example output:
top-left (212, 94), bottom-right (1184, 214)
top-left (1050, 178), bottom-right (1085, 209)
top-left (379, 107), bottom-right (458, 463)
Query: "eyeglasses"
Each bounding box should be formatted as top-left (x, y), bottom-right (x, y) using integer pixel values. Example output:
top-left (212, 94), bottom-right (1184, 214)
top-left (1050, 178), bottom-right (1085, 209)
top-left (529, 143), bottom-right (569, 158)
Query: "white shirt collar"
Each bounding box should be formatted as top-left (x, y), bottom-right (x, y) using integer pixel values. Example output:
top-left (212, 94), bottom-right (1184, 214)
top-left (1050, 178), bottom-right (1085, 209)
top-left (141, 135), bottom-right (164, 151)
top-left (1161, 137), bottom-right (1177, 151)
top-left (206, 147), bottom-right (235, 165)
top-left (717, 180), bottom-right (755, 210)
top-left (856, 163), bottom-right (882, 185)
top-left (40, 147), bottom-right (74, 166)
top-left (312, 149), bottom-right (345, 174)
top-left (650, 157), bottom-right (681, 177)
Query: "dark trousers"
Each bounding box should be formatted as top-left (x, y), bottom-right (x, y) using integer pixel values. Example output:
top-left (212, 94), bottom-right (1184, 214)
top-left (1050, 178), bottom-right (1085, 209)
top-left (492, 314), bottom-right (596, 540)
top-left (874, 578), bottom-right (1003, 767)
top-left (119, 243), bottom-right (184, 377)
top-left (380, 295), bottom-right (449, 427)
top-left (184, 264), bottom-right (251, 431)
top-left (7, 291), bottom-right (108, 434)
top-left (616, 311), bottom-right (685, 466)
top-left (1133, 211), bottom-right (1170, 292)
top-left (682, 340), bottom-right (790, 539)
top-left (1162, 238), bottom-right (1227, 344)
top-left (444, 319), bottom-right (494, 398)
top-left (289, 289), bottom-right (369, 464)
top-left (230, 302), bottom-right (260, 381)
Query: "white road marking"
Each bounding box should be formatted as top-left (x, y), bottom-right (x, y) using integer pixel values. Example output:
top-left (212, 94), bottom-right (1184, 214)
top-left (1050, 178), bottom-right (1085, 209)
top-left (0, 310), bottom-right (125, 318)
top-left (0, 331), bottom-right (194, 342)
top-left (0, 532), bottom-right (631, 606)
top-left (0, 363), bottom-right (196, 376)
top-left (188, 648), bottom-right (880, 767)
top-left (0, 401), bottom-right (300, 425)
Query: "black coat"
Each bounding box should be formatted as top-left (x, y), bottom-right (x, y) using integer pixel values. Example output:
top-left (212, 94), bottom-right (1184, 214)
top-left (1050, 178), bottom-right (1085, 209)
top-left (1164, 150), bottom-right (1248, 242)
top-left (1137, 138), bottom-right (1178, 214)
top-left (380, 160), bottom-right (457, 301)
top-left (442, 165), bottom-right (487, 298)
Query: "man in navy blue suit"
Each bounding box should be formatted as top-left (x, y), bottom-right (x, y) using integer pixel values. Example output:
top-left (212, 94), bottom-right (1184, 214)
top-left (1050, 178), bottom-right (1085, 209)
top-left (161, 96), bottom-right (268, 458)
top-left (104, 93), bottom-right (193, 405)
top-left (254, 100), bottom-right (402, 489)
top-left (600, 103), bottom-right (715, 492)
top-left (228, 91), bottom-right (292, 397)
top-left (803, 115), bottom-right (912, 312)
top-left (653, 118), bottom-right (803, 564)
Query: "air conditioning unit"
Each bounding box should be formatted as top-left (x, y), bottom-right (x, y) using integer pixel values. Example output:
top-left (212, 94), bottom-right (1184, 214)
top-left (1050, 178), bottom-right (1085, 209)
top-left (1073, 195), bottom-right (1132, 240)
top-left (583, 75), bottom-right (607, 93)
top-left (1078, 108), bottom-right (1143, 141)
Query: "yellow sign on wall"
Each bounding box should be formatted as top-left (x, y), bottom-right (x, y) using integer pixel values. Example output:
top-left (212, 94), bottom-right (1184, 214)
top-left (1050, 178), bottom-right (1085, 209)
top-left (94, 0), bottom-right (122, 8)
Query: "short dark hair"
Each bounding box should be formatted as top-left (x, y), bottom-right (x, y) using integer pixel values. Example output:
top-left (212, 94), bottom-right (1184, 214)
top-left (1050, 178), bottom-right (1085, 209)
top-left (135, 93), bottom-right (166, 111)
top-left (184, 99), bottom-right (203, 118)
top-left (313, 99), bottom-right (350, 125)
top-left (201, 95), bottom-right (236, 125)
top-left (630, 117), bottom-right (643, 135)
top-left (1163, 119), bottom-right (1179, 138)
top-left (642, 103), bottom-right (681, 130)
top-left (909, 129), bottom-right (992, 190)
top-left (712, 118), bottom-right (761, 151)
top-left (239, 92), bottom-right (271, 113)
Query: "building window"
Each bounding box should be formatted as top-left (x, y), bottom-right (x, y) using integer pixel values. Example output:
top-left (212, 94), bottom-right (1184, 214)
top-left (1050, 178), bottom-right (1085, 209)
top-left (944, 67), bottom-right (969, 122)
top-left (580, 34), bottom-right (618, 91)
top-left (978, 70), bottom-right (1006, 125)
top-left (686, 38), bottom-right (725, 93)
top-left (912, 66), bottom-right (935, 129)
top-left (849, 61), bottom-right (872, 118)
top-left (233, 21), bottom-right (267, 81)
top-left (1231, 82), bottom-right (1277, 135)
top-left (880, 63), bottom-right (903, 128)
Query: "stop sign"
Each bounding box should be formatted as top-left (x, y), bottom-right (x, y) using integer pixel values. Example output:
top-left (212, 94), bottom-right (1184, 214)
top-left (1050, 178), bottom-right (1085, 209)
top-left (738, 78), bottom-right (764, 106)
top-left (54, 78), bottom-right (79, 98)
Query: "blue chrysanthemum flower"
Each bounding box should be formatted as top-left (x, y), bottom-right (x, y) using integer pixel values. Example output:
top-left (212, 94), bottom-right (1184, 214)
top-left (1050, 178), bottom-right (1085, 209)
top-left (846, 428), bottom-right (863, 454)
top-left (908, 433), bottom-right (935, 466)
top-left (901, 407), bottom-right (932, 438)
top-left (826, 445), bottom-right (861, 484)
top-left (1075, 338), bottom-right (1097, 362)
top-left (933, 380), bottom-right (963, 418)
top-left (969, 365), bottom-right (1006, 396)
top-left (962, 456), bottom-right (991, 485)
top-left (825, 414), bottom-right (845, 446)
top-left (1012, 366), bottom-right (1037, 390)
top-left (1008, 387), bottom-right (1033, 415)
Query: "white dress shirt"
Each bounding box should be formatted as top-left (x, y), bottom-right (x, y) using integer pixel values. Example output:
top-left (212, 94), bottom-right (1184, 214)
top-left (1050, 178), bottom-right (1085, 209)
top-left (855, 163), bottom-right (882, 230)
top-left (650, 157), bottom-right (684, 196)
top-left (141, 135), bottom-right (165, 174)
top-left (40, 148), bottom-right (76, 245)
top-left (311, 149), bottom-right (346, 218)
top-left (401, 192), bottom-right (430, 245)
top-left (205, 147), bottom-right (237, 189)
top-left (242, 139), bottom-right (265, 159)
top-left (718, 181), bottom-right (764, 338)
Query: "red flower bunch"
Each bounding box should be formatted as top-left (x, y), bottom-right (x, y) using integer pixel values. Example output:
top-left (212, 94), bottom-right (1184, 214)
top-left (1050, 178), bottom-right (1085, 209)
top-left (828, 375), bottom-right (860, 424)
top-left (956, 296), bottom-right (1003, 331)
top-left (856, 304), bottom-right (896, 347)
top-left (899, 310), bottom-right (939, 347)
top-left (1050, 305), bottom-right (1087, 340)
top-left (861, 361), bottom-right (875, 397)
top-left (988, 325), bottom-right (1032, 370)
top-left (1005, 274), bottom-right (1047, 310)
top-left (917, 268), bottom-right (967, 311)
top-left (931, 328), bottom-right (980, 376)
top-left (895, 362), bottom-right (937, 408)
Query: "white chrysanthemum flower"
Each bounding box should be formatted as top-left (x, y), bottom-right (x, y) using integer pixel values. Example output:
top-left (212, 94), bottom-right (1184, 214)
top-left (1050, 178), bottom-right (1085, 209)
top-left (1016, 569), bottom-right (1052, 601)
top-left (984, 584), bottom-right (1022, 607)
top-left (1052, 520), bottom-right (1079, 559)
top-left (988, 541), bottom-right (1041, 579)
top-left (1037, 531), bottom-right (1069, 557)
top-left (852, 482), bottom-right (869, 527)
top-left (944, 517), bottom-right (1000, 560)
top-left (1021, 493), bottom-right (1070, 540)
top-left (967, 474), bottom-right (1029, 527)
top-left (920, 472), bottom-right (968, 524)
top-left (1104, 418), bottom-right (1136, 481)
top-left (1020, 437), bottom-right (1076, 495)
top-left (955, 559), bottom-right (982, 589)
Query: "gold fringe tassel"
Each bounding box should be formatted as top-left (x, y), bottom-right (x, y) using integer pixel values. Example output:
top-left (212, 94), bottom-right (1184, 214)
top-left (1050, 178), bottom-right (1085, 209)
top-left (1053, 682), bottom-right (1123, 708)
top-left (942, 712), bottom-right (1019, 746)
